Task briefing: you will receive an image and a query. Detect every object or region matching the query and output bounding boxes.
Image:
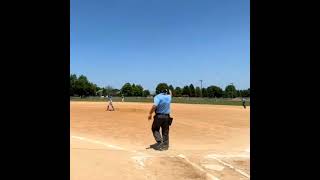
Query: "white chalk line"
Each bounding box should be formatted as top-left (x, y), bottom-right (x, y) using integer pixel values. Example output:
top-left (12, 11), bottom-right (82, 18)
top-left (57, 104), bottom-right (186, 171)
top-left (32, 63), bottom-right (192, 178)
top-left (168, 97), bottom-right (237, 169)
top-left (206, 154), bottom-right (249, 159)
top-left (72, 135), bottom-right (172, 168)
top-left (72, 135), bottom-right (152, 169)
top-left (131, 156), bottom-right (147, 168)
top-left (72, 135), bottom-right (242, 180)
top-left (207, 155), bottom-right (250, 178)
top-left (177, 154), bottom-right (220, 180)
top-left (71, 136), bottom-right (125, 150)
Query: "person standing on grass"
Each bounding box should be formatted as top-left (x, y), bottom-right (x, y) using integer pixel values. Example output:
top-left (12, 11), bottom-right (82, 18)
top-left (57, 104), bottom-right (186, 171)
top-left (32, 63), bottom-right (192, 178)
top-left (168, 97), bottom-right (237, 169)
top-left (107, 95), bottom-right (115, 111)
top-left (121, 94), bottom-right (125, 102)
top-left (242, 97), bottom-right (246, 109)
top-left (147, 89), bottom-right (173, 151)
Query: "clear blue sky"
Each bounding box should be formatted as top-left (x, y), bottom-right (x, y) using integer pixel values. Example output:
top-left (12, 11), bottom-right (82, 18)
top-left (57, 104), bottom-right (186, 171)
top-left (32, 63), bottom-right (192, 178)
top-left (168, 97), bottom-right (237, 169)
top-left (71, 0), bottom-right (250, 91)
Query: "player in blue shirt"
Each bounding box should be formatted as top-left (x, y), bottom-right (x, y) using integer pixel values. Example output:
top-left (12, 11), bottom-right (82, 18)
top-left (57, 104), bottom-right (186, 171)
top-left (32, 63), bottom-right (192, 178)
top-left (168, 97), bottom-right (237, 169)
top-left (147, 89), bottom-right (173, 151)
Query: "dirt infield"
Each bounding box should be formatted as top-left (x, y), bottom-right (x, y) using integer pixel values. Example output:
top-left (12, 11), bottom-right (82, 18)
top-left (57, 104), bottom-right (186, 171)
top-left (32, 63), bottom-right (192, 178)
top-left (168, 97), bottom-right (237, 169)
top-left (71, 101), bottom-right (250, 180)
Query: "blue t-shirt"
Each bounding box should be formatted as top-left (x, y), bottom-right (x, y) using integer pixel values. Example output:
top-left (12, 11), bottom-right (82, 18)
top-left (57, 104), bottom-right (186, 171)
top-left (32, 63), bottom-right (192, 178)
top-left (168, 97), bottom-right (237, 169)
top-left (154, 93), bottom-right (171, 114)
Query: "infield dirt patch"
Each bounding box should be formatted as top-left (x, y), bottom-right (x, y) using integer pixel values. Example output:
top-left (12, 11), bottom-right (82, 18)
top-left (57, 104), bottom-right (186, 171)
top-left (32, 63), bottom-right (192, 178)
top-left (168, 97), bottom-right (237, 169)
top-left (71, 101), bottom-right (250, 180)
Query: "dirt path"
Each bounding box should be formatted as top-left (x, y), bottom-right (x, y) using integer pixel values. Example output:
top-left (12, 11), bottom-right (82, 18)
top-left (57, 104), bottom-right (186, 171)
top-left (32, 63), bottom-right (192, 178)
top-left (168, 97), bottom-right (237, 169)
top-left (70, 102), bottom-right (250, 180)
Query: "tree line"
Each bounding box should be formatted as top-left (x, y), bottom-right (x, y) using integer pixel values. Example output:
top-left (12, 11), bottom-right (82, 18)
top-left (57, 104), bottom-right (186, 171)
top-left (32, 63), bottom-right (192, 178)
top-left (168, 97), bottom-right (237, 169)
top-left (155, 83), bottom-right (249, 98)
top-left (70, 74), bottom-right (250, 98)
top-left (70, 74), bottom-right (150, 97)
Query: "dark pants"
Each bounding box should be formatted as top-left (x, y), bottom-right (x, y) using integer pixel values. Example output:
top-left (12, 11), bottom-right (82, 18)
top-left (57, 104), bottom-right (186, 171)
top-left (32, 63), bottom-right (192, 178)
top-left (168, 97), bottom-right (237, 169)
top-left (243, 102), bottom-right (246, 109)
top-left (152, 114), bottom-right (170, 146)
top-left (107, 102), bottom-right (114, 110)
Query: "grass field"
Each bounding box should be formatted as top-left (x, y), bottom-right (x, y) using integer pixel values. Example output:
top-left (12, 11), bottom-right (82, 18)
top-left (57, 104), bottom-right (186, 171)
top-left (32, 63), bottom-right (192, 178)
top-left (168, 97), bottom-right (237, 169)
top-left (70, 96), bottom-right (250, 106)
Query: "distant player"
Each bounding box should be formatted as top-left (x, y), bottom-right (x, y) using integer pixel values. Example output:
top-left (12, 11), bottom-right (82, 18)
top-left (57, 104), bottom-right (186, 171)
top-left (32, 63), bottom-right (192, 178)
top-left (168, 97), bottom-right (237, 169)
top-left (121, 94), bottom-right (124, 102)
top-left (107, 95), bottom-right (115, 111)
top-left (242, 97), bottom-right (246, 109)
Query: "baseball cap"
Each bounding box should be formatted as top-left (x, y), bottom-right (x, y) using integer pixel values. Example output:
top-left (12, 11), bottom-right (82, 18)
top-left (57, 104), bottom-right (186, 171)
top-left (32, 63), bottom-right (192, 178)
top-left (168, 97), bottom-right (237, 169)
top-left (160, 89), bottom-right (168, 94)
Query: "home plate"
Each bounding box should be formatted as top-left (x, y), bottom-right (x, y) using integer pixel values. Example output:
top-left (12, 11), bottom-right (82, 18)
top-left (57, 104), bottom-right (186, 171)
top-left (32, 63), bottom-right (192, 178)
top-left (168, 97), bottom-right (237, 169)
top-left (202, 164), bottom-right (225, 171)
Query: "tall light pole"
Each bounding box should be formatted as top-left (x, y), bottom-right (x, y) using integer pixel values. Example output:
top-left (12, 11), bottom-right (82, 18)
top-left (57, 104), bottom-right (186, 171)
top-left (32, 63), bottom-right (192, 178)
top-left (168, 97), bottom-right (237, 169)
top-left (199, 80), bottom-right (203, 97)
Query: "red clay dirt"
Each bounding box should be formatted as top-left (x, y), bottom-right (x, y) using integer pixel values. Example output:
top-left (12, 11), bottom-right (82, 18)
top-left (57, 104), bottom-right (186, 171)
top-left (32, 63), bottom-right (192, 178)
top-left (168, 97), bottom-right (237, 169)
top-left (71, 101), bottom-right (250, 180)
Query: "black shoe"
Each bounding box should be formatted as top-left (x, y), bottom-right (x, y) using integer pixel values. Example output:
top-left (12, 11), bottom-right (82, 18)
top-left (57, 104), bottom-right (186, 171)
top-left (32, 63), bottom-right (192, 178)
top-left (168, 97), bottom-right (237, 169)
top-left (149, 142), bottom-right (161, 149)
top-left (154, 143), bottom-right (169, 151)
top-left (159, 144), bottom-right (169, 151)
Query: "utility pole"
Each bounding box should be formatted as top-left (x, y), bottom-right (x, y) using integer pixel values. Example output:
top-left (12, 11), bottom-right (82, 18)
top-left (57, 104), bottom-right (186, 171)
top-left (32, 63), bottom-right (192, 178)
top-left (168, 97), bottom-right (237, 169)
top-left (199, 80), bottom-right (203, 97)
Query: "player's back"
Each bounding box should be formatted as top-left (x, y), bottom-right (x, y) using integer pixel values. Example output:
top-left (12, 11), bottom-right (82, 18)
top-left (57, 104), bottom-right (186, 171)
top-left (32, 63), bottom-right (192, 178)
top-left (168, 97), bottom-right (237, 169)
top-left (154, 93), bottom-right (171, 114)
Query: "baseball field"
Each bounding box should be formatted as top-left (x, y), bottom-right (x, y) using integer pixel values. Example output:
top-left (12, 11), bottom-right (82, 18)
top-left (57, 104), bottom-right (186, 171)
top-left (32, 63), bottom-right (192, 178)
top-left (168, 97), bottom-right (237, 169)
top-left (71, 101), bottom-right (250, 180)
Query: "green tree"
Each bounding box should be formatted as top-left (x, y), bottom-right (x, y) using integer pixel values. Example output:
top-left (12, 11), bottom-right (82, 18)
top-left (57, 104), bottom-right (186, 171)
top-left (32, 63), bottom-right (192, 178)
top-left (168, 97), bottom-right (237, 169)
top-left (175, 87), bottom-right (182, 97)
top-left (195, 87), bottom-right (201, 97)
top-left (131, 84), bottom-right (143, 96)
top-left (207, 85), bottom-right (223, 98)
top-left (225, 84), bottom-right (237, 98)
top-left (131, 84), bottom-right (136, 95)
top-left (182, 86), bottom-right (190, 96)
top-left (70, 74), bottom-right (99, 97)
top-left (95, 86), bottom-right (101, 96)
top-left (96, 89), bottom-right (103, 96)
top-left (202, 88), bottom-right (208, 97)
top-left (87, 83), bottom-right (97, 96)
top-left (121, 83), bottom-right (133, 96)
top-left (131, 84), bottom-right (137, 96)
top-left (189, 84), bottom-right (195, 97)
top-left (143, 90), bottom-right (151, 97)
top-left (236, 90), bottom-right (241, 97)
top-left (103, 85), bottom-right (114, 96)
top-left (168, 85), bottom-right (175, 96)
top-left (74, 75), bottom-right (90, 97)
top-left (101, 88), bottom-right (107, 96)
top-left (239, 88), bottom-right (250, 97)
top-left (70, 74), bottom-right (77, 96)
top-left (155, 83), bottom-right (169, 94)
top-left (133, 84), bottom-right (143, 96)
top-left (111, 88), bottom-right (120, 96)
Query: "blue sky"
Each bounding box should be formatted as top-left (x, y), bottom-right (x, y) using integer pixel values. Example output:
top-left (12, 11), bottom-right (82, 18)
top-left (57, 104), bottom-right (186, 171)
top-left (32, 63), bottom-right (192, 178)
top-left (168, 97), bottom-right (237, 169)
top-left (71, 0), bottom-right (250, 91)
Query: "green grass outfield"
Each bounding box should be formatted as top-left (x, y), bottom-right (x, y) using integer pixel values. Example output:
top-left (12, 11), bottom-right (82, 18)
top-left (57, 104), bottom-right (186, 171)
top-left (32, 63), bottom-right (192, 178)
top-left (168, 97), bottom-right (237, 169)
top-left (70, 96), bottom-right (250, 106)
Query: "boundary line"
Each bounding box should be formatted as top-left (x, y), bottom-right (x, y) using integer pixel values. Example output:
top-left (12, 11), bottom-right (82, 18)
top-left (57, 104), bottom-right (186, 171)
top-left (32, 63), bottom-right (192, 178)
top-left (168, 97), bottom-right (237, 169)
top-left (72, 135), bottom-right (249, 180)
